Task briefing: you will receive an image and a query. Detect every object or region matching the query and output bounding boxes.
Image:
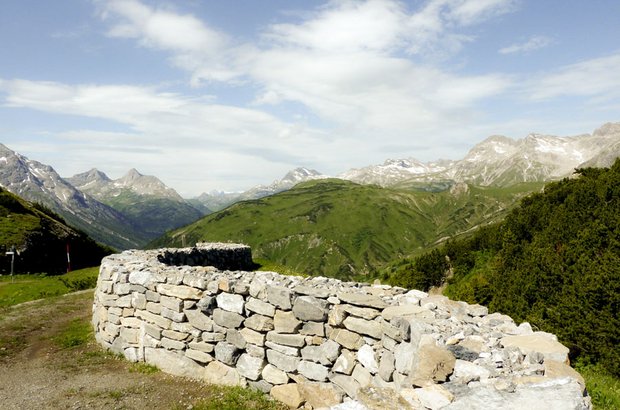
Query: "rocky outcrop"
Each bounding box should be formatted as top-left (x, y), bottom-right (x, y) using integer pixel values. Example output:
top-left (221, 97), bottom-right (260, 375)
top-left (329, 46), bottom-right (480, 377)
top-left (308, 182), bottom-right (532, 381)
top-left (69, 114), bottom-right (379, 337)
top-left (92, 243), bottom-right (591, 409)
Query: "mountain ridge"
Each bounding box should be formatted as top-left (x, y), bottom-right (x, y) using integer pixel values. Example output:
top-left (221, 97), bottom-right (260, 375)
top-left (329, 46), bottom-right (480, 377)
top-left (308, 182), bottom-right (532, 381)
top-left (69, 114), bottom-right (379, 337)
top-left (0, 144), bottom-right (144, 249)
top-left (339, 122), bottom-right (620, 188)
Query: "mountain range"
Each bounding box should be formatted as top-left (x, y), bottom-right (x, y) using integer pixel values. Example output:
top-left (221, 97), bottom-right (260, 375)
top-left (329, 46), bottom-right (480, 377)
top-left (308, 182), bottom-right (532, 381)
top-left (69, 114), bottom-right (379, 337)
top-left (66, 168), bottom-right (205, 241)
top-left (340, 122), bottom-right (620, 187)
top-left (192, 122), bottom-right (620, 210)
top-left (189, 167), bottom-right (328, 212)
top-left (0, 145), bottom-right (206, 249)
top-left (1, 122), bottom-right (618, 251)
top-left (0, 144), bottom-right (143, 249)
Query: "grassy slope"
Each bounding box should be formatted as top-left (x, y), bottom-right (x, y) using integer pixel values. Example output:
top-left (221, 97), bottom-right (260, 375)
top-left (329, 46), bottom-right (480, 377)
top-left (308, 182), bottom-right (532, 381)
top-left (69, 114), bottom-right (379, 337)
top-left (0, 188), bottom-right (112, 273)
top-left (0, 188), bottom-right (41, 246)
top-left (150, 179), bottom-right (539, 280)
top-left (0, 266), bottom-right (99, 307)
top-left (100, 189), bottom-right (205, 240)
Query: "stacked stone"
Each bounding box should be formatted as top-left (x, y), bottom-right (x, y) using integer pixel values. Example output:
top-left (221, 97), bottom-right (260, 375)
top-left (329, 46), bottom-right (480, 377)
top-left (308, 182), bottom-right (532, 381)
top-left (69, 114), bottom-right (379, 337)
top-left (92, 245), bottom-right (591, 410)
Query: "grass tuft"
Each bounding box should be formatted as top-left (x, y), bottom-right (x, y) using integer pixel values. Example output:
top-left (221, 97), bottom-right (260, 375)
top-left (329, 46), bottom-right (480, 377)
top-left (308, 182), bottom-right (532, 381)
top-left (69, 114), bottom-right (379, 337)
top-left (54, 317), bottom-right (92, 349)
top-left (186, 386), bottom-right (285, 410)
top-left (129, 362), bottom-right (159, 374)
top-left (576, 363), bottom-right (620, 410)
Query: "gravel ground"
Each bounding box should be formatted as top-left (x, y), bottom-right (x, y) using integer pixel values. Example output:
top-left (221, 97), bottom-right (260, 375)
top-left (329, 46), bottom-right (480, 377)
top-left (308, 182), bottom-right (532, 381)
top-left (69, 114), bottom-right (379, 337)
top-left (0, 291), bottom-right (234, 410)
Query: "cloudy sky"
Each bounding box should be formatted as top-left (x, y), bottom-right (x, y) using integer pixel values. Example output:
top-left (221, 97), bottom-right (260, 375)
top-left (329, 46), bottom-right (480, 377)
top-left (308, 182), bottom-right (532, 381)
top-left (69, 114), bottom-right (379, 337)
top-left (1, 0), bottom-right (619, 196)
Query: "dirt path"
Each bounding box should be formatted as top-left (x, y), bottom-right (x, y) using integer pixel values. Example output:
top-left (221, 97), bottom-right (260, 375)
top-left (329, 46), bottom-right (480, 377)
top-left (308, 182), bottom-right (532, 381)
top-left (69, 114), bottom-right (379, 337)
top-left (0, 291), bottom-right (261, 410)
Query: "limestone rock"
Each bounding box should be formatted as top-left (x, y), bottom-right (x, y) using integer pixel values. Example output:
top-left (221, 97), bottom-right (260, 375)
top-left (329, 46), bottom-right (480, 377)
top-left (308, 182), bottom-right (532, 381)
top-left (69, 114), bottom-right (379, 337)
top-left (357, 344), bottom-right (379, 374)
top-left (328, 304), bottom-right (348, 326)
top-left (185, 349), bottom-right (213, 364)
top-left (298, 360), bottom-right (329, 381)
top-left (267, 331), bottom-right (306, 347)
top-left (244, 314), bottom-right (274, 332)
top-left (274, 310), bottom-right (302, 333)
top-left (297, 381), bottom-right (344, 409)
top-left (337, 292), bottom-right (388, 309)
top-left (334, 350), bottom-right (357, 375)
top-left (145, 347), bottom-right (207, 379)
top-left (343, 317), bottom-right (383, 339)
top-left (270, 383), bottom-right (304, 408)
top-left (352, 364), bottom-right (373, 388)
top-left (411, 343), bottom-right (456, 387)
top-left (394, 342), bottom-right (417, 375)
top-left (293, 295), bottom-right (329, 321)
top-left (266, 286), bottom-right (293, 310)
top-left (262, 363), bottom-right (289, 385)
top-left (188, 341), bottom-right (214, 353)
top-left (300, 321), bottom-right (325, 336)
top-left (267, 349), bottom-right (301, 372)
top-left (378, 350), bottom-right (395, 382)
top-left (444, 378), bottom-right (588, 410)
top-left (245, 297), bottom-right (276, 317)
top-left (330, 329), bottom-right (365, 350)
top-left (239, 327), bottom-right (265, 346)
top-left (212, 308), bottom-right (245, 329)
top-left (157, 284), bottom-right (202, 300)
top-left (452, 359), bottom-right (491, 383)
top-left (381, 304), bottom-right (427, 321)
top-left (265, 341), bottom-right (300, 356)
top-left (226, 329), bottom-right (247, 349)
top-left (329, 373), bottom-right (362, 399)
top-left (214, 341), bottom-right (240, 365)
top-left (501, 332), bottom-right (570, 363)
top-left (236, 353), bottom-right (265, 380)
top-left (184, 309), bottom-right (213, 331)
top-left (204, 360), bottom-right (245, 387)
top-left (544, 360), bottom-right (586, 393)
top-left (216, 292), bottom-right (245, 314)
top-left (357, 386), bottom-right (415, 410)
top-left (301, 339), bottom-right (340, 365)
top-left (407, 385), bottom-right (453, 409)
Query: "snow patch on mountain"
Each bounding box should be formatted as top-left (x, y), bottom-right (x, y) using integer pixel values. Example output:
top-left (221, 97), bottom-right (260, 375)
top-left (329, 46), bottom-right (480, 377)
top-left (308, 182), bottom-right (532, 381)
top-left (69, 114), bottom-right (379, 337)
top-left (340, 123), bottom-right (620, 187)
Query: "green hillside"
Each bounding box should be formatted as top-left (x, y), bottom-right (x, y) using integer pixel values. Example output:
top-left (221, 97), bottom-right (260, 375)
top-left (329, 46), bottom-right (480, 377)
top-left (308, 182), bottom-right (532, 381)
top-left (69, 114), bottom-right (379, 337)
top-left (0, 187), bottom-right (112, 274)
top-left (388, 160), bottom-right (620, 377)
top-left (149, 179), bottom-right (539, 280)
top-left (99, 190), bottom-right (204, 240)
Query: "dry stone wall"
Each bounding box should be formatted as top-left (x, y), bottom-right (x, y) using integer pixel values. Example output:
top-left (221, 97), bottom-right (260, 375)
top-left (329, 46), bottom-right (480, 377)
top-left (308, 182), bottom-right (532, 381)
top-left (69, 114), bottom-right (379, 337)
top-left (92, 243), bottom-right (591, 410)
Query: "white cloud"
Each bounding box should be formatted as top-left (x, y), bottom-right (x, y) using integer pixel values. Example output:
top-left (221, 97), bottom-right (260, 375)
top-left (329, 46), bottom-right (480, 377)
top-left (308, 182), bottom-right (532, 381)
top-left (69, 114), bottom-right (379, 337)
top-left (91, 0), bottom-right (514, 141)
top-left (266, 0), bottom-right (407, 53)
top-left (99, 0), bottom-right (240, 84)
top-left (0, 0), bottom-right (533, 194)
top-left (499, 35), bottom-right (553, 55)
top-left (446, 0), bottom-right (518, 26)
top-left (527, 53), bottom-right (620, 100)
top-left (0, 77), bottom-right (341, 194)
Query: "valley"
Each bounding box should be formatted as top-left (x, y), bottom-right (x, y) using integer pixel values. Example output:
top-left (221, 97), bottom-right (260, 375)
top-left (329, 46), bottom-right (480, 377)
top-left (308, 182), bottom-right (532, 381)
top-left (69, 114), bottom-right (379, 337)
top-left (150, 179), bottom-right (542, 280)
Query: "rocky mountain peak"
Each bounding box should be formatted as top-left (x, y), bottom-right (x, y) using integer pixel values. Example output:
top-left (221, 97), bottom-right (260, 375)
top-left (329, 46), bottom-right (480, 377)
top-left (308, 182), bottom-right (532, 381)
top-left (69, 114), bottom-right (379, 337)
top-left (282, 167), bottom-right (325, 183)
top-left (120, 168), bottom-right (144, 182)
top-left (68, 168), bottom-right (111, 189)
top-left (341, 123), bottom-right (620, 187)
top-left (593, 121), bottom-right (620, 136)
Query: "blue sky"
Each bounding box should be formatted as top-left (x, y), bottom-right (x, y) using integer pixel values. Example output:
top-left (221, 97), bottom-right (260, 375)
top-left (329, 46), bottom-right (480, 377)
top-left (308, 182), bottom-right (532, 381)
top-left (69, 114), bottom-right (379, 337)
top-left (1, 0), bottom-right (619, 196)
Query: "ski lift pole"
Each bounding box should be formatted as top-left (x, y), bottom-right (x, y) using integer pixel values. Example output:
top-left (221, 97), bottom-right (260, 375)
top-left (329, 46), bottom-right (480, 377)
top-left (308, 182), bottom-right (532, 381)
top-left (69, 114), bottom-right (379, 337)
top-left (6, 249), bottom-right (15, 282)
